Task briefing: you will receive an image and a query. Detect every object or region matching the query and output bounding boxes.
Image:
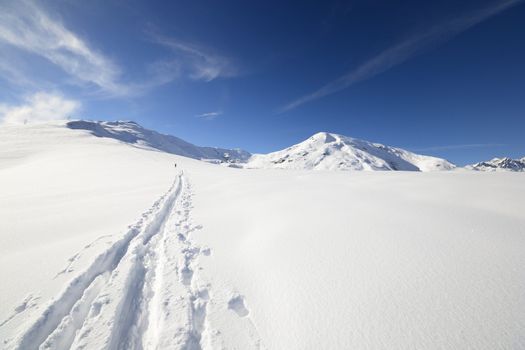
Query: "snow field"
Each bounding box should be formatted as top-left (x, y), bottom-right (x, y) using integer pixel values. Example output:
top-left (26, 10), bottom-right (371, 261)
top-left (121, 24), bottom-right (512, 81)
top-left (1, 122), bottom-right (524, 349)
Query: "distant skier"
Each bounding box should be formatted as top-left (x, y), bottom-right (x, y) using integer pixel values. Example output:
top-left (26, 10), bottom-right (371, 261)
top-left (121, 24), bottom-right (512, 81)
top-left (174, 162), bottom-right (177, 168)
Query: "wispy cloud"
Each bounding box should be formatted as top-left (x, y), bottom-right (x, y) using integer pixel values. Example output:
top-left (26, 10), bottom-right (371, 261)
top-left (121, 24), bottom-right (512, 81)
top-left (279, 0), bottom-right (523, 113)
top-left (0, 92), bottom-right (80, 124)
top-left (0, 1), bottom-right (131, 96)
top-left (195, 111), bottom-right (223, 121)
top-left (0, 53), bottom-right (39, 88)
top-left (0, 1), bottom-right (240, 100)
top-left (412, 143), bottom-right (507, 152)
top-left (151, 33), bottom-right (238, 82)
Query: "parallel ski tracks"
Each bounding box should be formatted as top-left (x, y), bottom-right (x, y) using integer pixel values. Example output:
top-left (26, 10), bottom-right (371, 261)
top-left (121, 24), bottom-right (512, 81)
top-left (8, 172), bottom-right (263, 350)
top-left (10, 174), bottom-right (186, 349)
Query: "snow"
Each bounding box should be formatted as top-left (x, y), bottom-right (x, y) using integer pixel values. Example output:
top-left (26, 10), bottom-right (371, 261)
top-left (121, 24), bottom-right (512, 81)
top-left (0, 122), bottom-right (180, 347)
top-left (67, 120), bottom-right (251, 163)
top-left (467, 156), bottom-right (525, 171)
top-left (1, 121), bottom-right (524, 349)
top-left (245, 131), bottom-right (455, 171)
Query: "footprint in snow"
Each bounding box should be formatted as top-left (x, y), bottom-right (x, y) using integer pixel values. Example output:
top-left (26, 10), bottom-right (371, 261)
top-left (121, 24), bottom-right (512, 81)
top-left (228, 295), bottom-right (250, 317)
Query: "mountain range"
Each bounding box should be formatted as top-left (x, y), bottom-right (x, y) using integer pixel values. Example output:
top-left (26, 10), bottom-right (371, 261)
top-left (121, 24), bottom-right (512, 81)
top-left (67, 120), bottom-right (522, 172)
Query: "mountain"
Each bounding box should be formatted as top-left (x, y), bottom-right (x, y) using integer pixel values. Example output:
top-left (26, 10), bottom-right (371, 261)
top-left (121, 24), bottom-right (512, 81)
top-left (244, 132), bottom-right (455, 172)
top-left (467, 157), bottom-right (525, 172)
top-left (68, 122), bottom-right (453, 172)
top-left (67, 120), bottom-right (251, 163)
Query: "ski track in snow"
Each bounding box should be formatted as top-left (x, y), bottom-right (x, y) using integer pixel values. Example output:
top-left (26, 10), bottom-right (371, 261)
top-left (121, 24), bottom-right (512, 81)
top-left (6, 174), bottom-right (182, 350)
top-left (5, 172), bottom-right (262, 350)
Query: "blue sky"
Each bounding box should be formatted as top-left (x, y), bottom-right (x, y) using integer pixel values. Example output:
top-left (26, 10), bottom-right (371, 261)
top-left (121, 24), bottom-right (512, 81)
top-left (0, 0), bottom-right (524, 165)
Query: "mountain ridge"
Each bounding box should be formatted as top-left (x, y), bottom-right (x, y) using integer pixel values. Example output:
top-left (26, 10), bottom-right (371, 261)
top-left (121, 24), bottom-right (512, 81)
top-left (244, 131), bottom-right (456, 172)
top-left (68, 120), bottom-right (525, 172)
top-left (67, 120), bottom-right (251, 163)
top-left (467, 157), bottom-right (525, 172)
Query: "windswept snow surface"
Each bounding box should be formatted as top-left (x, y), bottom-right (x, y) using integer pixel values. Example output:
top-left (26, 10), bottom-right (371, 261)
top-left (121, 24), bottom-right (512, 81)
top-left (1, 122), bottom-right (525, 349)
top-left (245, 132), bottom-right (455, 171)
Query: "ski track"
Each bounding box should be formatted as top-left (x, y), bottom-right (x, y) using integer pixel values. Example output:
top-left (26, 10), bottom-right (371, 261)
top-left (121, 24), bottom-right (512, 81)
top-left (142, 180), bottom-right (213, 350)
top-left (7, 173), bottom-right (262, 350)
top-left (10, 174), bottom-right (184, 350)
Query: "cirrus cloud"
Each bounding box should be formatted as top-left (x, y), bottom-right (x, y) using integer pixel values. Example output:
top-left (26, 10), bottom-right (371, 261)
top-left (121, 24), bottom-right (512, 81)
top-left (0, 1), bottom-right (241, 100)
top-left (150, 33), bottom-right (239, 82)
top-left (279, 0), bottom-right (523, 113)
top-left (195, 111), bottom-right (223, 121)
top-left (0, 0), bottom-right (129, 96)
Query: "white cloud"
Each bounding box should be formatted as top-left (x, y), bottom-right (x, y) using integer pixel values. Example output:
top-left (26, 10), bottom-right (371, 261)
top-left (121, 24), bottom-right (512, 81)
top-left (152, 34), bottom-right (238, 82)
top-left (0, 1), bottom-right (240, 98)
top-left (0, 1), bottom-right (129, 96)
top-left (279, 0), bottom-right (523, 112)
top-left (0, 92), bottom-right (80, 125)
top-left (195, 111), bottom-right (222, 120)
top-left (0, 54), bottom-right (36, 88)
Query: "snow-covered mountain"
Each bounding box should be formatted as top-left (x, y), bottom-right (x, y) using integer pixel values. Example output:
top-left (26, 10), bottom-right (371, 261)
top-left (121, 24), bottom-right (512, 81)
top-left (467, 157), bottom-right (525, 172)
top-left (68, 122), bottom-right (454, 172)
top-left (67, 120), bottom-right (251, 163)
top-left (245, 132), bottom-right (455, 172)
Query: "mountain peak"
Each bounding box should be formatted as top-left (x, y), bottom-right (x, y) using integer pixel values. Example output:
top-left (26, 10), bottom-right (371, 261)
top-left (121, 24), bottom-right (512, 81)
top-left (467, 156), bottom-right (525, 172)
top-left (246, 132), bottom-right (455, 172)
top-left (310, 132), bottom-right (339, 144)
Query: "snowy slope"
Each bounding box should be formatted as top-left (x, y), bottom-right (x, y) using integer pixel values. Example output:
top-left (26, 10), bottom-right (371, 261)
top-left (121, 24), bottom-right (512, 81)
top-left (467, 156), bottom-right (525, 171)
top-left (67, 120), bottom-right (251, 163)
top-left (0, 121), bottom-right (182, 348)
top-left (245, 132), bottom-right (455, 171)
top-left (1, 122), bottom-right (525, 350)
